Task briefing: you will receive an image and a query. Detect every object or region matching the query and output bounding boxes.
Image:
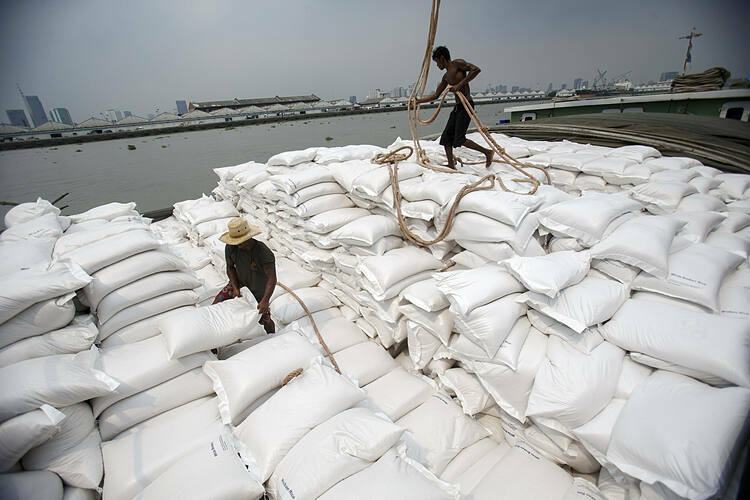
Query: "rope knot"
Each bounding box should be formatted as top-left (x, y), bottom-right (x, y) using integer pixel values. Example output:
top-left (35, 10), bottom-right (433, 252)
top-left (282, 368), bottom-right (303, 386)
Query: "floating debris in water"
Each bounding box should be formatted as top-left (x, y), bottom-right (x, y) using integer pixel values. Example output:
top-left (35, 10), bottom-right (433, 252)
top-left (75, 149), bottom-right (82, 152)
top-left (127, 145), bottom-right (136, 150)
top-left (161, 145), bottom-right (168, 148)
top-left (389, 126), bottom-right (396, 129)
top-left (325, 136), bottom-right (333, 141)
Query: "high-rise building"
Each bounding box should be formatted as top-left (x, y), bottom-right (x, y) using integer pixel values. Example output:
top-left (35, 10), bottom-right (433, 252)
top-left (582, 80), bottom-right (589, 89)
top-left (547, 83), bottom-right (553, 92)
top-left (123, 111), bottom-right (132, 118)
top-left (660, 71), bottom-right (679, 82)
top-left (561, 83), bottom-right (568, 90)
top-left (511, 85), bottom-right (519, 93)
top-left (6, 109), bottom-right (30, 127)
top-left (23, 95), bottom-right (48, 127)
top-left (349, 96), bottom-right (357, 104)
top-left (49, 108), bottom-right (73, 125)
top-left (573, 78), bottom-right (583, 90)
top-left (392, 86), bottom-right (404, 98)
top-left (176, 100), bottom-right (188, 115)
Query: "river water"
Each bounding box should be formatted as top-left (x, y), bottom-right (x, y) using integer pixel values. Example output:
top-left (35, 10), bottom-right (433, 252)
top-left (0, 103), bottom-right (509, 217)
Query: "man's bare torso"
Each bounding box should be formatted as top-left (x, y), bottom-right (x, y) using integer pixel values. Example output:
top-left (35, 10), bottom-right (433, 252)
top-left (443, 59), bottom-right (471, 97)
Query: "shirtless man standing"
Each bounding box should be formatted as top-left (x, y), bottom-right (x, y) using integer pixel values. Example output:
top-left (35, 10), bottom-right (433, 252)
top-left (414, 46), bottom-right (493, 169)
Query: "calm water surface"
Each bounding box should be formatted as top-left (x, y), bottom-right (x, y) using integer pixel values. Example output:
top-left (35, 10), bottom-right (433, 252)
top-left (0, 103), bottom-right (509, 217)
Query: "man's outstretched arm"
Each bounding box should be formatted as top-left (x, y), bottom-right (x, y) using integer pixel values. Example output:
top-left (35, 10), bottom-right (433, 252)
top-left (258, 263), bottom-right (277, 314)
top-left (414, 78), bottom-right (448, 104)
top-left (452, 59), bottom-right (481, 92)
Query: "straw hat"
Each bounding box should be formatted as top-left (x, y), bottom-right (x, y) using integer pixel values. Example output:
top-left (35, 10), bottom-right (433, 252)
top-left (219, 217), bottom-right (262, 245)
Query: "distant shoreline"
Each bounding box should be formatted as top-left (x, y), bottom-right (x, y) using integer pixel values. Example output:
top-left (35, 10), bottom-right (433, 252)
top-left (0, 99), bottom-right (545, 151)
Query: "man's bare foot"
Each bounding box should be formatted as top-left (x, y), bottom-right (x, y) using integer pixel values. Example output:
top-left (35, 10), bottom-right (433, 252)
top-left (485, 150), bottom-right (494, 167)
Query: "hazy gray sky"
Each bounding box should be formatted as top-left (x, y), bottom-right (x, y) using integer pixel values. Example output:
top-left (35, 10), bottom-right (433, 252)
top-left (1, 0), bottom-right (747, 122)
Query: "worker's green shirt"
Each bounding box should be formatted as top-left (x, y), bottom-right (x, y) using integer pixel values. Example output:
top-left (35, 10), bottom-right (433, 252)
top-left (225, 241), bottom-right (275, 301)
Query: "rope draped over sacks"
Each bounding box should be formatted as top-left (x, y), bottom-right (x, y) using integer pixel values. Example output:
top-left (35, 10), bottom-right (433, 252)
top-left (277, 282), bottom-right (340, 374)
top-left (371, 0), bottom-right (550, 247)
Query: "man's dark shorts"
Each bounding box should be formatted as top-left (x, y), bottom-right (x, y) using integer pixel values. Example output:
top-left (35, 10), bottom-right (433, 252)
top-left (440, 100), bottom-right (474, 148)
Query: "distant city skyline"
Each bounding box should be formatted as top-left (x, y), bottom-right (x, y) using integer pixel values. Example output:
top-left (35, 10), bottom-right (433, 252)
top-left (1, 0), bottom-right (746, 120)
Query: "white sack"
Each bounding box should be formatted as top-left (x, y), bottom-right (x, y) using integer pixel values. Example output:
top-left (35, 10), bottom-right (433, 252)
top-left (0, 238), bottom-right (55, 276)
top-left (526, 338), bottom-right (625, 433)
top-left (464, 328), bottom-right (548, 422)
top-left (397, 392), bottom-right (490, 475)
top-left (0, 470), bottom-right (63, 500)
top-left (90, 336), bottom-right (214, 417)
top-left (517, 276), bottom-right (630, 333)
top-left (447, 212), bottom-right (538, 253)
top-left (435, 264), bottom-right (524, 316)
top-left (0, 295), bottom-right (75, 349)
top-left (0, 320), bottom-right (97, 368)
top-left (598, 298), bottom-right (750, 387)
top-left (161, 292), bottom-right (262, 359)
top-left (4, 198), bottom-right (60, 227)
top-left (268, 408), bottom-right (404, 500)
top-left (453, 293), bottom-right (526, 357)
top-left (0, 405), bottom-right (64, 472)
top-left (271, 287), bottom-right (340, 324)
top-left (234, 361), bottom-right (365, 482)
top-left (53, 218), bottom-right (150, 258)
top-left (336, 341), bottom-right (398, 386)
top-left (408, 321), bottom-right (443, 369)
top-left (329, 214), bottom-right (401, 245)
top-left (527, 309), bottom-right (604, 354)
top-left (630, 181), bottom-right (697, 213)
top-left (400, 278), bottom-right (449, 312)
top-left (70, 202), bottom-right (137, 223)
top-left (0, 263), bottom-right (90, 325)
top-left (590, 216), bottom-right (684, 278)
top-left (134, 432), bottom-right (264, 500)
top-left (468, 442), bottom-right (574, 500)
top-left (0, 350), bottom-right (117, 422)
top-left (504, 251), bottom-right (590, 298)
top-left (632, 242), bottom-right (741, 311)
top-left (607, 371), bottom-right (750, 499)
top-left (364, 366), bottom-right (434, 420)
top-left (304, 207), bottom-right (371, 234)
top-left (99, 305), bottom-right (193, 347)
top-left (22, 403), bottom-right (101, 489)
top-left (537, 193), bottom-right (641, 245)
top-left (0, 213), bottom-right (63, 242)
top-left (98, 367), bottom-right (214, 440)
top-left (84, 249), bottom-right (187, 308)
top-left (97, 289), bottom-right (199, 340)
top-left (101, 396), bottom-right (223, 500)
top-left (96, 271), bottom-right (200, 324)
top-left (58, 229), bottom-right (160, 274)
top-left (268, 147), bottom-right (318, 166)
top-left (319, 447), bottom-right (460, 500)
top-left (202, 331), bottom-right (321, 424)
top-left (440, 368), bottom-right (492, 416)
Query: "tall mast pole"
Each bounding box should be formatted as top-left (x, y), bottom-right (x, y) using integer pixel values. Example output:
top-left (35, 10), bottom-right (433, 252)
top-left (679, 27), bottom-right (702, 75)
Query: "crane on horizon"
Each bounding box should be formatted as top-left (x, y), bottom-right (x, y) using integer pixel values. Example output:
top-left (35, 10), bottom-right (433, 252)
top-left (679, 27), bottom-right (702, 74)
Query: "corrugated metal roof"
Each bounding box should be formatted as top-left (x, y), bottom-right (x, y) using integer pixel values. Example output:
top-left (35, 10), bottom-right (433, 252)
top-left (33, 121), bottom-right (72, 131)
top-left (150, 112), bottom-right (180, 122)
top-left (182, 109), bottom-right (211, 119)
top-left (209, 107), bottom-right (241, 116)
top-left (192, 94), bottom-right (320, 110)
top-left (78, 117), bottom-right (111, 128)
top-left (264, 104), bottom-right (289, 112)
top-left (116, 115), bottom-right (147, 125)
top-left (0, 124), bottom-right (28, 134)
top-left (239, 105), bottom-right (265, 113)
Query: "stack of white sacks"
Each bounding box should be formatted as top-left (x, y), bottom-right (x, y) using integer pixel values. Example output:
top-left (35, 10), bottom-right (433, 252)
top-left (2, 134), bottom-right (749, 500)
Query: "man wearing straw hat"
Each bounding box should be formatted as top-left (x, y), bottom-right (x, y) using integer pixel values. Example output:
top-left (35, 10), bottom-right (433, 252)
top-left (215, 217), bottom-right (277, 333)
